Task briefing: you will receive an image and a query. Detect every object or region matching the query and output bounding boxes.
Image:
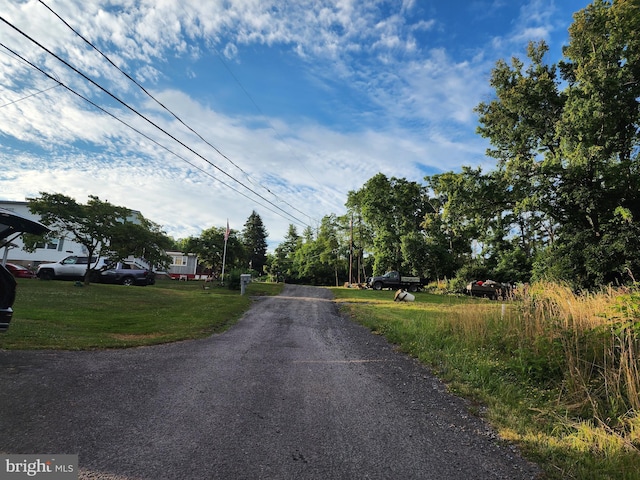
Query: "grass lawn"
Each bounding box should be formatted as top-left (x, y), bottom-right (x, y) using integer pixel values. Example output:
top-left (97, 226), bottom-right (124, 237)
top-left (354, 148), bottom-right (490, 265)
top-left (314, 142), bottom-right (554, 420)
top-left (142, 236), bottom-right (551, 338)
top-left (330, 286), bottom-right (640, 480)
top-left (4, 280), bottom-right (639, 478)
top-left (0, 278), bottom-right (283, 350)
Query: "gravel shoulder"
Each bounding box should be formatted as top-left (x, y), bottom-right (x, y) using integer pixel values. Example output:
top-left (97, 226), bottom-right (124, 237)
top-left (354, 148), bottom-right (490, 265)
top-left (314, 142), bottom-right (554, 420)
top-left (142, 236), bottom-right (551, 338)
top-left (0, 284), bottom-right (540, 479)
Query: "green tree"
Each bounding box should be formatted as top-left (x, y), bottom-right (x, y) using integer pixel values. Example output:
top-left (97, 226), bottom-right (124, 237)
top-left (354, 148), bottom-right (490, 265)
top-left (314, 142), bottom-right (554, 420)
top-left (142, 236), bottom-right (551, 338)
top-left (182, 226), bottom-right (244, 278)
top-left (292, 215), bottom-right (346, 285)
top-left (26, 193), bottom-right (145, 284)
top-left (271, 224), bottom-right (301, 282)
top-left (347, 174), bottom-right (428, 275)
top-left (475, 0), bottom-right (640, 287)
top-left (108, 217), bottom-right (173, 270)
top-left (241, 211), bottom-right (268, 274)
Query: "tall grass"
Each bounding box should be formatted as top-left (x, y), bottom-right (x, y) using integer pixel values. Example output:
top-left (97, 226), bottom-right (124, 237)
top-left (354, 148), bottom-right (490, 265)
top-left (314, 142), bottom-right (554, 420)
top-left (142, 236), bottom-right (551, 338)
top-left (333, 284), bottom-right (640, 478)
top-left (521, 283), bottom-right (640, 434)
top-left (438, 283), bottom-right (640, 426)
top-left (449, 284), bottom-right (640, 478)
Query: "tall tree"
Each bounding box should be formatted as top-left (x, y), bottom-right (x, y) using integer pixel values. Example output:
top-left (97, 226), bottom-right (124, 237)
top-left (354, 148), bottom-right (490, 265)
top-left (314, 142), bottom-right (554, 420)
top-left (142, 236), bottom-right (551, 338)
top-left (475, 0), bottom-right (640, 287)
top-left (552, 0), bottom-right (640, 285)
top-left (271, 224), bottom-right (301, 282)
top-left (292, 215), bottom-right (346, 285)
top-left (26, 193), bottom-right (170, 284)
top-left (241, 211), bottom-right (268, 274)
top-left (347, 174), bottom-right (428, 275)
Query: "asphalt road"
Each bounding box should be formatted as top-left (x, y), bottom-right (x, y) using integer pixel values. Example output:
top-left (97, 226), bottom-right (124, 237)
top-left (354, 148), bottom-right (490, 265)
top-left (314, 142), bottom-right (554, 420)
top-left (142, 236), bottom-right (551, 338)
top-left (0, 284), bottom-right (540, 479)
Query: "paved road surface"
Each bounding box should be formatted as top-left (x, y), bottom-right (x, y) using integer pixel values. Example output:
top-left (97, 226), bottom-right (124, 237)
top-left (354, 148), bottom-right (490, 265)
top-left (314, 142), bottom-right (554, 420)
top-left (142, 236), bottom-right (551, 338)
top-left (0, 284), bottom-right (540, 479)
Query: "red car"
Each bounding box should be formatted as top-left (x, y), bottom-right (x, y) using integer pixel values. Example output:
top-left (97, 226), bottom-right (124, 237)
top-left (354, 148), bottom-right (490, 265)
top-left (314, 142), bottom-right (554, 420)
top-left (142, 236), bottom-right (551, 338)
top-left (5, 263), bottom-right (36, 279)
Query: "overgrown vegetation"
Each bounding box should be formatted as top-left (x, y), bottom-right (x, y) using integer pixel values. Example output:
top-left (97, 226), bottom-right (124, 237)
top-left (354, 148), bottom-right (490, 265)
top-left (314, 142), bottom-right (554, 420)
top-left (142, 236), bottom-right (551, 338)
top-left (332, 283), bottom-right (640, 479)
top-left (0, 279), bottom-right (282, 350)
top-left (265, 0), bottom-right (640, 292)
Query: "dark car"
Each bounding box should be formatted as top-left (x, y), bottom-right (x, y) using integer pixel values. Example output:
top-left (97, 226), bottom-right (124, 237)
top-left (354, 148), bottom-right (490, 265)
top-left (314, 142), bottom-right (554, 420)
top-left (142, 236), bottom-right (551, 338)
top-left (98, 263), bottom-right (156, 286)
top-left (5, 263), bottom-right (36, 279)
top-left (0, 208), bottom-right (50, 332)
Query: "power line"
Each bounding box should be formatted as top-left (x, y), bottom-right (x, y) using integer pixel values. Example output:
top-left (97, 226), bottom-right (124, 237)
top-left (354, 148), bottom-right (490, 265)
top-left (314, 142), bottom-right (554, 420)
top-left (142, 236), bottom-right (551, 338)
top-left (37, 0), bottom-right (316, 224)
top-left (0, 41), bottom-right (307, 228)
top-left (0, 15), bottom-right (310, 227)
top-left (0, 83), bottom-right (60, 109)
top-left (0, 47), bottom-right (63, 108)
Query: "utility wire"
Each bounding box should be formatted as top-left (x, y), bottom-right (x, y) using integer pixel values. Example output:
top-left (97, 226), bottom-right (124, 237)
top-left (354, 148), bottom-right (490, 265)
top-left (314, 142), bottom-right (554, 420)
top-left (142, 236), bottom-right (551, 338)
top-left (0, 41), bottom-right (306, 227)
top-left (38, 0), bottom-right (315, 224)
top-left (0, 15), bottom-right (309, 227)
top-left (0, 46), bottom-right (62, 108)
top-left (0, 83), bottom-right (60, 108)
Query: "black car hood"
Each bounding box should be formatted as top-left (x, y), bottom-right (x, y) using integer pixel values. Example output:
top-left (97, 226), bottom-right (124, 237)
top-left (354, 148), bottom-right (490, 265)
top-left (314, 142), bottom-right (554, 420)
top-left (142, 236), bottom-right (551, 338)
top-left (0, 208), bottom-right (50, 239)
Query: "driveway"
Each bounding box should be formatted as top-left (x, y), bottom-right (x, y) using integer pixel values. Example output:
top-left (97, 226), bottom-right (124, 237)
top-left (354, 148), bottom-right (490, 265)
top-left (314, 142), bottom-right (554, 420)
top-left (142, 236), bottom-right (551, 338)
top-left (0, 284), bottom-right (539, 479)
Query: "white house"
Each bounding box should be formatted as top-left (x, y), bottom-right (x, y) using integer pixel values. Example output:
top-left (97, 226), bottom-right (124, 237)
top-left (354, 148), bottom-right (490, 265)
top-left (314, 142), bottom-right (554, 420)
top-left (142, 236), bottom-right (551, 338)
top-left (0, 200), bottom-right (149, 269)
top-left (1, 200), bottom-right (209, 280)
top-left (0, 200), bottom-right (79, 267)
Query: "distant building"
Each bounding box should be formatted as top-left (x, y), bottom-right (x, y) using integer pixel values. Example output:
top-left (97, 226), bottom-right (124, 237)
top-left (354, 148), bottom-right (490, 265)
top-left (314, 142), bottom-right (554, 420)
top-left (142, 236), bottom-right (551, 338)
top-left (0, 200), bottom-right (147, 269)
top-left (0, 201), bottom-right (76, 267)
top-left (1, 200), bottom-right (206, 279)
top-left (165, 251), bottom-right (199, 280)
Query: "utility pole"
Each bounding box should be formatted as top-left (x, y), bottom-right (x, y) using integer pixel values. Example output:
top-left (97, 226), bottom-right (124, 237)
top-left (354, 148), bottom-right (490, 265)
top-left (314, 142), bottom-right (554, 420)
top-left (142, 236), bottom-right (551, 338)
top-left (349, 215), bottom-right (354, 286)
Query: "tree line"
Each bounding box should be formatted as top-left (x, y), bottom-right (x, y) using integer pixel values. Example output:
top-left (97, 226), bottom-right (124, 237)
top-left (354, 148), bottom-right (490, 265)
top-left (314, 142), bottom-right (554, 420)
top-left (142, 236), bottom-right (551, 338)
top-left (267, 0), bottom-right (640, 290)
top-left (26, 2), bottom-right (638, 291)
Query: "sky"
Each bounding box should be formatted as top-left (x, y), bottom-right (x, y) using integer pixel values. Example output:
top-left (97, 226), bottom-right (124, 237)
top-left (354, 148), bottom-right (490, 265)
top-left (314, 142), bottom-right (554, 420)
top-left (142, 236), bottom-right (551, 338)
top-left (0, 0), bottom-right (591, 250)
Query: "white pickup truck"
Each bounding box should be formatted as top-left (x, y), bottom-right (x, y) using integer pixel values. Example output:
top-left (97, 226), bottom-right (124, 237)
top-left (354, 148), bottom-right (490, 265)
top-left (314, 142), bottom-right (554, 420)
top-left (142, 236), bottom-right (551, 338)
top-left (36, 255), bottom-right (109, 281)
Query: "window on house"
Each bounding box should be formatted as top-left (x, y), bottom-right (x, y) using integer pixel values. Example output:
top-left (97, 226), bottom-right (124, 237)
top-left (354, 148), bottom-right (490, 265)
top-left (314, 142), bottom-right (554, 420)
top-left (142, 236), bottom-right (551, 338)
top-left (35, 238), bottom-right (61, 250)
top-left (172, 256), bottom-right (188, 266)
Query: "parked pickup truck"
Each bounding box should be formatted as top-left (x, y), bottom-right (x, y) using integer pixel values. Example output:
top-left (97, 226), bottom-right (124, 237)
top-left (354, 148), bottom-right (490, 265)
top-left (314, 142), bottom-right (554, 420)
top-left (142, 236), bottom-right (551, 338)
top-left (98, 263), bottom-right (155, 286)
top-left (367, 271), bottom-right (427, 292)
top-left (37, 255), bottom-right (110, 281)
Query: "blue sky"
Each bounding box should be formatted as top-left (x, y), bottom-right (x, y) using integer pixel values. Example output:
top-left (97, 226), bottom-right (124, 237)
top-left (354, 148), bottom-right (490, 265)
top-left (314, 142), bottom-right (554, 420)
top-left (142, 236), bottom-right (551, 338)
top-left (0, 0), bottom-right (590, 248)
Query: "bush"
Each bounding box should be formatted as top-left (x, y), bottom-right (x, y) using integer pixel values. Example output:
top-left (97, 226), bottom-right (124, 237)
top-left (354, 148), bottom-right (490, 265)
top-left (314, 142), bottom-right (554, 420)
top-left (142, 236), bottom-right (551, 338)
top-left (226, 269), bottom-right (242, 290)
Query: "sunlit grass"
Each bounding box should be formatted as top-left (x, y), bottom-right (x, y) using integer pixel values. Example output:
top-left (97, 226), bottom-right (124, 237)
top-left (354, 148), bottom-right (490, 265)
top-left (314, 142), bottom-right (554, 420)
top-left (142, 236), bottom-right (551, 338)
top-left (1, 278), bottom-right (283, 350)
top-left (330, 285), bottom-right (640, 479)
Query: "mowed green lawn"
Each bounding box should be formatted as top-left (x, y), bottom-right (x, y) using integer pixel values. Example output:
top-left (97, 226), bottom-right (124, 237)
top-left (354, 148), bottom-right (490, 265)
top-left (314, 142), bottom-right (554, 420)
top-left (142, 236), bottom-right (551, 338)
top-left (1, 278), bottom-right (283, 350)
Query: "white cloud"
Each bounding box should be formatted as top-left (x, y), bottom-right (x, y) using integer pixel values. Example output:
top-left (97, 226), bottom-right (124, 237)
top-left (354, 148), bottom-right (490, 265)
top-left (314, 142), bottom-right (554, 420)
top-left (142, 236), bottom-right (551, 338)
top-left (0, 0), bottom-right (578, 247)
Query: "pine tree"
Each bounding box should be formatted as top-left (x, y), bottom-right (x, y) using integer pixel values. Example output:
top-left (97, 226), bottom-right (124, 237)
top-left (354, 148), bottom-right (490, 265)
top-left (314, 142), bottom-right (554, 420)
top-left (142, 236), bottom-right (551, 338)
top-left (241, 211), bottom-right (268, 274)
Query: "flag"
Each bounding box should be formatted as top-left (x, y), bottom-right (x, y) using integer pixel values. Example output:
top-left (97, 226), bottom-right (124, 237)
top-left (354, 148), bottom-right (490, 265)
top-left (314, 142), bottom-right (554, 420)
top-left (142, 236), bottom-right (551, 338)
top-left (224, 219), bottom-right (230, 241)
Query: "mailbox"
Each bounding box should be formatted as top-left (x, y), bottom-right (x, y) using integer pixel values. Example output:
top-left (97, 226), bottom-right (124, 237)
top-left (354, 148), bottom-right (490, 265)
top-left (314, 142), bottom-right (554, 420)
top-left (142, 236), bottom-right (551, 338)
top-left (240, 274), bottom-right (251, 295)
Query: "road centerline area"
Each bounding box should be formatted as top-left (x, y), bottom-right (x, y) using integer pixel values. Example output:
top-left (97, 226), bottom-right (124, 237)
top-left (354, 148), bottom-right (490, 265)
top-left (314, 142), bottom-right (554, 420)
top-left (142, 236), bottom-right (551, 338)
top-left (0, 284), bottom-right (539, 479)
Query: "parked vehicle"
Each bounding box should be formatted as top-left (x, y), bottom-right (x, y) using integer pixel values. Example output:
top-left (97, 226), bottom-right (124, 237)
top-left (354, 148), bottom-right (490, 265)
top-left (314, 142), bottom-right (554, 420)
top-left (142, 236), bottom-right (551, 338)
top-left (98, 263), bottom-right (155, 286)
top-left (367, 271), bottom-right (428, 292)
top-left (1, 208), bottom-right (49, 332)
top-left (466, 280), bottom-right (512, 300)
top-left (5, 263), bottom-right (36, 278)
top-left (36, 255), bottom-right (109, 281)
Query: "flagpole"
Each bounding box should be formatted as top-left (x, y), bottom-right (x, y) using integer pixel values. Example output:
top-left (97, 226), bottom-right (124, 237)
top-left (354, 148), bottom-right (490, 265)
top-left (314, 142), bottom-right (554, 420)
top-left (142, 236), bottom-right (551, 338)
top-left (221, 220), bottom-right (229, 285)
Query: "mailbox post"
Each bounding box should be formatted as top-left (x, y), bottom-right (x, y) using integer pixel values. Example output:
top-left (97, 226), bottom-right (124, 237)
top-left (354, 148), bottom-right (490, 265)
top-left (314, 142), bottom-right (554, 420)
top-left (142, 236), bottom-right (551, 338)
top-left (240, 274), bottom-right (251, 295)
